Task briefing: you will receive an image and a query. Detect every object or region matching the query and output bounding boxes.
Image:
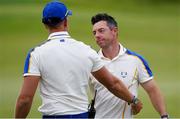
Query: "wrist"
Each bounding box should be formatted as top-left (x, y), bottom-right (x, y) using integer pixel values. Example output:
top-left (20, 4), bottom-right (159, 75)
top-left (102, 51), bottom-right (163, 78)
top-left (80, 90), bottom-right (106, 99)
top-left (128, 96), bottom-right (139, 105)
top-left (161, 114), bottom-right (169, 119)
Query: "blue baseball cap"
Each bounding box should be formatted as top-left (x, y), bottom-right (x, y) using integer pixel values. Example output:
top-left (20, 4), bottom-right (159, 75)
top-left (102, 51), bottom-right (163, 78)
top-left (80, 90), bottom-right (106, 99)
top-left (42, 1), bottom-right (72, 20)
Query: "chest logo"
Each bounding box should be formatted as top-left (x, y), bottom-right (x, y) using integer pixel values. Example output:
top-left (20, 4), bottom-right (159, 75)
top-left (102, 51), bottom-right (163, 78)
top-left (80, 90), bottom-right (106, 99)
top-left (120, 72), bottom-right (128, 78)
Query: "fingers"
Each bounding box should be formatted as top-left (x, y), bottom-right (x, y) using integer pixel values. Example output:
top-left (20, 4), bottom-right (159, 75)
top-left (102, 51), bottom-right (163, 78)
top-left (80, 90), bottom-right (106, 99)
top-left (131, 100), bottom-right (143, 115)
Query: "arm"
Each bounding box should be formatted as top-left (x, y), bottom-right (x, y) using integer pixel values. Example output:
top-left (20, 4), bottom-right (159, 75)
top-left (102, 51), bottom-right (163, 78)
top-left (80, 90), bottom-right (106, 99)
top-left (92, 66), bottom-right (141, 105)
top-left (15, 76), bottom-right (40, 118)
top-left (141, 79), bottom-right (168, 116)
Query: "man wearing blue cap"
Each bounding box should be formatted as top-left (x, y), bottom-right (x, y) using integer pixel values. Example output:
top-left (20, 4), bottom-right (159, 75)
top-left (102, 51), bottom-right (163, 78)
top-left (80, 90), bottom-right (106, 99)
top-left (15, 1), bottom-right (142, 118)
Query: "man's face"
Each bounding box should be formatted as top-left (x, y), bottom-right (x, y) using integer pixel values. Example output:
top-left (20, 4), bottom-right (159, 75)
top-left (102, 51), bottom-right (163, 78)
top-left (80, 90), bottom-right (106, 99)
top-left (92, 21), bottom-right (117, 48)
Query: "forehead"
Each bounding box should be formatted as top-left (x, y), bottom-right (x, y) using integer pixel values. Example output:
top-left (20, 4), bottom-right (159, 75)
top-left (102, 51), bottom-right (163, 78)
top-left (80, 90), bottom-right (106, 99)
top-left (93, 21), bottom-right (108, 30)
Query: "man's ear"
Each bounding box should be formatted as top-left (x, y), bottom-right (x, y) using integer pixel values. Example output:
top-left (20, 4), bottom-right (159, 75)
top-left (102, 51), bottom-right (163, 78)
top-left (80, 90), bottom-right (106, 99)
top-left (64, 18), bottom-right (67, 27)
top-left (112, 27), bottom-right (118, 37)
top-left (113, 27), bottom-right (118, 33)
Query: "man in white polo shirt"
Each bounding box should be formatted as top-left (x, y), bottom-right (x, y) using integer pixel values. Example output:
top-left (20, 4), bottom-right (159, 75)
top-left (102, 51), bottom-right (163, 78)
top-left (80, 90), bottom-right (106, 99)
top-left (15, 1), bottom-right (142, 118)
top-left (90, 13), bottom-right (168, 118)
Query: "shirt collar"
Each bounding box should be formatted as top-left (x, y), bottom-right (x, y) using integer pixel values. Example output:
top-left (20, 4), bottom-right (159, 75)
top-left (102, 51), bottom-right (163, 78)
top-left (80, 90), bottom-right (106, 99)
top-left (98, 43), bottom-right (127, 61)
top-left (48, 31), bottom-right (71, 40)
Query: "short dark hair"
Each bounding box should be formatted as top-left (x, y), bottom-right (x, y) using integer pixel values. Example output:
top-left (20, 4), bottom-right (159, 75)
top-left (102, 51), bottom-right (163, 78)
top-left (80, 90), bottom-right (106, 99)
top-left (42, 17), bottom-right (63, 29)
top-left (91, 13), bottom-right (118, 28)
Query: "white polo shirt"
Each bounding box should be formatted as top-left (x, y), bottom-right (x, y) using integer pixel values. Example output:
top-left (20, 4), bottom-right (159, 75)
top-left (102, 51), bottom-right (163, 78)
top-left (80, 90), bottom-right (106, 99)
top-left (23, 31), bottom-right (104, 115)
top-left (90, 44), bottom-right (153, 118)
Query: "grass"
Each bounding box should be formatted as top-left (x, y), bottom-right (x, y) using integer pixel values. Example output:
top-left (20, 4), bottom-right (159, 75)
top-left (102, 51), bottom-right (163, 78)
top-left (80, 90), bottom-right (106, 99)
top-left (0, 0), bottom-right (179, 118)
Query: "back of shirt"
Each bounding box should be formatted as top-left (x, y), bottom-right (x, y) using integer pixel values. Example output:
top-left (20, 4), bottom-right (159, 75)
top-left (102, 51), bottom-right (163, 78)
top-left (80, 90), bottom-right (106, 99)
top-left (23, 32), bottom-right (104, 115)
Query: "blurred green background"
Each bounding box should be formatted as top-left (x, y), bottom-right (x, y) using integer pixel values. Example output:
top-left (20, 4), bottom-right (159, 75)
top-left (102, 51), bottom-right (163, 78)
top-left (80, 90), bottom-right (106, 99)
top-left (0, 0), bottom-right (179, 118)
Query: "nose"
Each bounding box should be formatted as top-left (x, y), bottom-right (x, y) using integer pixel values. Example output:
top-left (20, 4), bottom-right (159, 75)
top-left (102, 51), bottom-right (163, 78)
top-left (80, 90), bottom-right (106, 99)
top-left (94, 32), bottom-right (100, 40)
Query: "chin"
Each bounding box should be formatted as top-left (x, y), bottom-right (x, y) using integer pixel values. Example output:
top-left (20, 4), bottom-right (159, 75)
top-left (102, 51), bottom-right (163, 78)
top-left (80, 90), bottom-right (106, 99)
top-left (100, 45), bottom-right (106, 49)
top-left (97, 43), bottom-right (104, 48)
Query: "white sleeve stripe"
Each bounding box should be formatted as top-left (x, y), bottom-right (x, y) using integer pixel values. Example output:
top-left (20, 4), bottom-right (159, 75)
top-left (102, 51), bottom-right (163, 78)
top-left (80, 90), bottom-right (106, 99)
top-left (23, 73), bottom-right (41, 77)
top-left (139, 76), bottom-right (154, 83)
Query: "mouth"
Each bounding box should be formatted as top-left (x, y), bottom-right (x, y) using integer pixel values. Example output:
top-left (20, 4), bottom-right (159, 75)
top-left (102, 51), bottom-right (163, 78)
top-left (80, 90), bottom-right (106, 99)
top-left (97, 39), bottom-right (103, 43)
top-left (96, 39), bottom-right (105, 46)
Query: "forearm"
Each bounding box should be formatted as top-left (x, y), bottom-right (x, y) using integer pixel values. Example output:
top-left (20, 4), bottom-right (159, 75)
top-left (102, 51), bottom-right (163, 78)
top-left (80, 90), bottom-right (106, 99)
top-left (106, 76), bottom-right (133, 103)
top-left (15, 96), bottom-right (33, 118)
top-left (142, 80), bottom-right (168, 116)
top-left (92, 67), bottom-right (134, 103)
top-left (148, 89), bottom-right (167, 116)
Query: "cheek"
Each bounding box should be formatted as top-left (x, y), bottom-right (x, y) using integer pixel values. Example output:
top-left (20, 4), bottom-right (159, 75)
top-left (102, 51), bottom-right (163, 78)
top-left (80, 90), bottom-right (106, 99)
top-left (105, 33), bottom-right (113, 40)
top-left (109, 32), bottom-right (116, 39)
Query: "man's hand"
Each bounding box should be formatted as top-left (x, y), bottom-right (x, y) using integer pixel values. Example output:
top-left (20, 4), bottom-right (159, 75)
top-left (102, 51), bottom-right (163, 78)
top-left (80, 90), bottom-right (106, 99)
top-left (131, 99), bottom-right (143, 115)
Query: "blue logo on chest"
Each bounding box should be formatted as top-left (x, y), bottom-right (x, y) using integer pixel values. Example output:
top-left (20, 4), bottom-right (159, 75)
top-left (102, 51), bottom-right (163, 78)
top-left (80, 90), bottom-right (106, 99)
top-left (120, 72), bottom-right (128, 78)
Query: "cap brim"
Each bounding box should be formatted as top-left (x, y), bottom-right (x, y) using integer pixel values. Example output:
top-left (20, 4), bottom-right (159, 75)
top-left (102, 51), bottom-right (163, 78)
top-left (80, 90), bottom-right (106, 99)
top-left (67, 10), bottom-right (72, 16)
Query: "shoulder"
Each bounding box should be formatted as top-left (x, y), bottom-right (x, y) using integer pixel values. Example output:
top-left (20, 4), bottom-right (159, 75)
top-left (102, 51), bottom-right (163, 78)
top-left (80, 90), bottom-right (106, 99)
top-left (26, 39), bottom-right (52, 57)
top-left (125, 49), bottom-right (148, 64)
top-left (126, 49), bottom-right (153, 77)
top-left (74, 39), bottom-right (98, 53)
top-left (74, 39), bottom-right (91, 49)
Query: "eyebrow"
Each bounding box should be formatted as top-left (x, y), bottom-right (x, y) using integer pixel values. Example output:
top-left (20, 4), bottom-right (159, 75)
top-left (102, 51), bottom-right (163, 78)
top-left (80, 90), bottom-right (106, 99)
top-left (93, 27), bottom-right (104, 31)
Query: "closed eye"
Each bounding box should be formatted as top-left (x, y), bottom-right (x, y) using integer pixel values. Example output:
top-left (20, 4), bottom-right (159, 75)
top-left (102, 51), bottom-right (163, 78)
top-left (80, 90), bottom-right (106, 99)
top-left (93, 28), bottom-right (106, 36)
top-left (98, 28), bottom-right (106, 33)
